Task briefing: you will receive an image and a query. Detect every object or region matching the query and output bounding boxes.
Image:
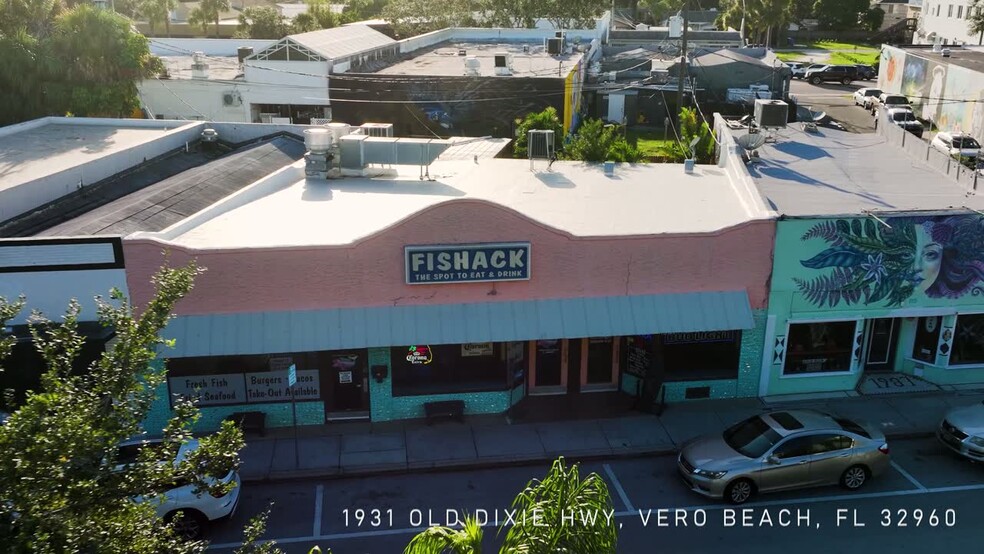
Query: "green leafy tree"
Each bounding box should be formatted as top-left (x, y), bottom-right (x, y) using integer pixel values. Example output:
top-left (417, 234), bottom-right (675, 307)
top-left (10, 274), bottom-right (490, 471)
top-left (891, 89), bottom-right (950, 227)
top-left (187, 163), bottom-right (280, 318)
top-left (139, 0), bottom-right (176, 36)
top-left (188, 6), bottom-right (211, 35)
top-left (513, 106), bottom-right (563, 158)
top-left (236, 6), bottom-right (290, 38)
top-left (404, 458), bottom-right (616, 553)
top-left (198, 0), bottom-right (231, 37)
top-left (1, 0), bottom-right (63, 37)
top-left (860, 6), bottom-right (884, 31)
top-left (479, 0), bottom-right (538, 28)
top-left (46, 5), bottom-right (164, 117)
top-left (717, 0), bottom-right (792, 45)
top-left (382, 0), bottom-right (473, 37)
top-left (0, 30), bottom-right (51, 125)
top-left (303, 0), bottom-right (343, 29)
top-left (676, 107), bottom-right (714, 163)
top-left (565, 118), bottom-right (642, 162)
top-left (0, 262), bottom-right (247, 553)
top-left (342, 0), bottom-right (389, 22)
top-left (642, 0), bottom-right (683, 25)
top-left (970, 0), bottom-right (984, 40)
top-left (541, 0), bottom-right (608, 29)
top-left (811, 0), bottom-right (869, 30)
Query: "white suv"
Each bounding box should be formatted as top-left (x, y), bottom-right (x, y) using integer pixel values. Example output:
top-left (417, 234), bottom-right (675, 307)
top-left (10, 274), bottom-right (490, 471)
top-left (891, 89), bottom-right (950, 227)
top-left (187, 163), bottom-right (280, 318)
top-left (116, 438), bottom-right (241, 539)
top-left (931, 132), bottom-right (982, 161)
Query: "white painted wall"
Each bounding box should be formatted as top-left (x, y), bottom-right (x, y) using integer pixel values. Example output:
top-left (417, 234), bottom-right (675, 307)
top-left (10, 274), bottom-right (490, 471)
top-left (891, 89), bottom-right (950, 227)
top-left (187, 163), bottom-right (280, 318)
top-left (149, 38), bottom-right (276, 57)
top-left (138, 79), bottom-right (251, 122)
top-left (917, 1), bottom-right (981, 44)
top-left (0, 269), bottom-right (128, 325)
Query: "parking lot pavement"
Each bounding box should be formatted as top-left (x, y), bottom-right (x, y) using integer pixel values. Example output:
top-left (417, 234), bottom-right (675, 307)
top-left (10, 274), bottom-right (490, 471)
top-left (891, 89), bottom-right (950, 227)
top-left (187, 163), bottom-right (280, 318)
top-left (206, 436), bottom-right (984, 552)
top-left (789, 79), bottom-right (877, 134)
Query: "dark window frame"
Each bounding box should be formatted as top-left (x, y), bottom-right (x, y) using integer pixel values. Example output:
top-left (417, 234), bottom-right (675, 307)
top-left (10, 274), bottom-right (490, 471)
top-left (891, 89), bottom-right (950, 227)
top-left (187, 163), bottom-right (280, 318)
top-left (390, 342), bottom-right (527, 397)
top-left (782, 321), bottom-right (858, 375)
top-left (950, 313), bottom-right (984, 366)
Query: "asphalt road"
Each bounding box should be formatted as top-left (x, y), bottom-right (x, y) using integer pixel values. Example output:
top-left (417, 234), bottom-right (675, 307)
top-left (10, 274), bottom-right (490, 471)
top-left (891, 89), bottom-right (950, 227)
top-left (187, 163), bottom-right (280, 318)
top-left (205, 436), bottom-right (984, 553)
top-left (789, 78), bottom-right (878, 134)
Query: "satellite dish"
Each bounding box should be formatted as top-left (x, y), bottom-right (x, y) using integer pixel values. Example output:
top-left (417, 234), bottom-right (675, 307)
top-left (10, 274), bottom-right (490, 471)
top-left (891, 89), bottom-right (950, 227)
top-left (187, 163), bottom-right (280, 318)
top-left (735, 133), bottom-right (767, 152)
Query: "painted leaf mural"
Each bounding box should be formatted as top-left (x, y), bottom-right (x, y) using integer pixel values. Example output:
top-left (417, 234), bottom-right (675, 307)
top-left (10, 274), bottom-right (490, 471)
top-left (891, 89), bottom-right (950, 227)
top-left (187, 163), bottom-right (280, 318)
top-left (796, 215), bottom-right (984, 307)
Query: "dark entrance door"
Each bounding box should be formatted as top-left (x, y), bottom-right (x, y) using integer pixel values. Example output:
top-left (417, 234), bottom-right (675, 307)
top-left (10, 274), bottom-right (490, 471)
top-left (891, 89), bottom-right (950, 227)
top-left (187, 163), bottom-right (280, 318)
top-left (330, 354), bottom-right (367, 412)
top-left (567, 338), bottom-right (583, 394)
top-left (863, 318), bottom-right (899, 373)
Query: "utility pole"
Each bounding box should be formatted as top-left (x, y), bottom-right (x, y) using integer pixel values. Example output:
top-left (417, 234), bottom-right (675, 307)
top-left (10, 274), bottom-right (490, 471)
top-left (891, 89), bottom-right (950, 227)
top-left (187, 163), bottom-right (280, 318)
top-left (676, 4), bottom-right (689, 126)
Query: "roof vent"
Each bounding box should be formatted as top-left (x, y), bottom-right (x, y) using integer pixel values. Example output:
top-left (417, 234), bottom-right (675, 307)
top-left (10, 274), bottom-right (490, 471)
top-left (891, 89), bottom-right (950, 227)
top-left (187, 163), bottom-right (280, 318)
top-left (753, 99), bottom-right (788, 129)
top-left (201, 128), bottom-right (219, 143)
top-left (458, 48), bottom-right (467, 56)
top-left (547, 38), bottom-right (563, 55)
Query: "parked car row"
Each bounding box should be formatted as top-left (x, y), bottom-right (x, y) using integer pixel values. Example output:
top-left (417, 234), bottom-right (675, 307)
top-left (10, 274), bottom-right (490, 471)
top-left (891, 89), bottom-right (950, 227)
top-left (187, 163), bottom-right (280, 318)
top-left (786, 62), bottom-right (876, 83)
top-left (678, 402), bottom-right (984, 505)
top-left (854, 88), bottom-right (983, 162)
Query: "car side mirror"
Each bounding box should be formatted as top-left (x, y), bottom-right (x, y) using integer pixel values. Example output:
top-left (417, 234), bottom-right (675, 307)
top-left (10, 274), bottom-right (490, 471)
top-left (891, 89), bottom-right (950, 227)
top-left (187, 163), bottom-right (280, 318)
top-left (766, 455), bottom-right (781, 465)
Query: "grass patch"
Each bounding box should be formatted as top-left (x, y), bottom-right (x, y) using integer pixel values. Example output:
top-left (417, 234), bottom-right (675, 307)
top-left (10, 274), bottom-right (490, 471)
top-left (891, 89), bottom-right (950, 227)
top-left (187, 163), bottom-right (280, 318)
top-left (805, 40), bottom-right (879, 53)
top-left (626, 130), bottom-right (681, 160)
top-left (775, 51), bottom-right (808, 61)
top-left (828, 51), bottom-right (880, 66)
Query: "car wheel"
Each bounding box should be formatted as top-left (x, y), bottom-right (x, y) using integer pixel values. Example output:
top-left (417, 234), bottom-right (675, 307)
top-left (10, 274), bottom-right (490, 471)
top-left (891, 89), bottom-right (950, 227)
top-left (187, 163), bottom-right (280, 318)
top-left (166, 509), bottom-right (207, 540)
top-left (841, 77), bottom-right (851, 85)
top-left (725, 478), bottom-right (755, 505)
top-left (810, 76), bottom-right (822, 85)
top-left (841, 465), bottom-right (869, 490)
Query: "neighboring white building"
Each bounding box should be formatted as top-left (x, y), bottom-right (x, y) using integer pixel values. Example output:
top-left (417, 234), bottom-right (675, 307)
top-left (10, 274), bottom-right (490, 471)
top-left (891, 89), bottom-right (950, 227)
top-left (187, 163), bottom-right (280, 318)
top-left (138, 25), bottom-right (397, 123)
top-left (916, 0), bottom-right (982, 45)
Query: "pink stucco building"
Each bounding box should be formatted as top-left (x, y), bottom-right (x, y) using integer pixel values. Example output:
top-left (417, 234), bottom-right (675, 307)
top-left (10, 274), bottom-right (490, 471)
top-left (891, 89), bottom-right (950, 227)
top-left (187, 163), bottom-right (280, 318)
top-left (126, 148), bottom-right (776, 427)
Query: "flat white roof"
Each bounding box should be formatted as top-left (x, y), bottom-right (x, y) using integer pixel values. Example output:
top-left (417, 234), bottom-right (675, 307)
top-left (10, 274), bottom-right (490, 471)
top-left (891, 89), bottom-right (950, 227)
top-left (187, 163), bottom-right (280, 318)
top-left (167, 158), bottom-right (769, 248)
top-left (375, 42), bottom-right (584, 78)
top-left (0, 118), bottom-right (194, 222)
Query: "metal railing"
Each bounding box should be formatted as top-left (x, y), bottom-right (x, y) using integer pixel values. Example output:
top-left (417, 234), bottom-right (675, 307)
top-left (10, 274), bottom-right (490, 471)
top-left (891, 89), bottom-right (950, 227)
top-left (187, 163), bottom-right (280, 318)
top-left (875, 109), bottom-right (981, 192)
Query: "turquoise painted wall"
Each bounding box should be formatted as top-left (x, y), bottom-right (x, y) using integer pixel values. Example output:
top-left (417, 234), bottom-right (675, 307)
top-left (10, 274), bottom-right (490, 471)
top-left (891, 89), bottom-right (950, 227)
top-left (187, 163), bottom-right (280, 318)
top-left (367, 347), bottom-right (515, 422)
top-left (765, 216), bottom-right (984, 395)
top-left (618, 309), bottom-right (767, 401)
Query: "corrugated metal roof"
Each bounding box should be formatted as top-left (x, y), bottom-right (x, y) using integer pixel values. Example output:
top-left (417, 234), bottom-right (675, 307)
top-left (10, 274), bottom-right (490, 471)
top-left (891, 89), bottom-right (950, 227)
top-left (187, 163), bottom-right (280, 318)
top-left (162, 291), bottom-right (754, 357)
top-left (288, 25), bottom-right (395, 60)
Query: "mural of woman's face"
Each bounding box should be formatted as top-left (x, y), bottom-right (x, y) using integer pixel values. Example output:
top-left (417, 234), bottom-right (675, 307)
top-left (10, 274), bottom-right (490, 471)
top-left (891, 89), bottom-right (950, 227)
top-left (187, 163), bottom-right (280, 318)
top-left (914, 224), bottom-right (943, 292)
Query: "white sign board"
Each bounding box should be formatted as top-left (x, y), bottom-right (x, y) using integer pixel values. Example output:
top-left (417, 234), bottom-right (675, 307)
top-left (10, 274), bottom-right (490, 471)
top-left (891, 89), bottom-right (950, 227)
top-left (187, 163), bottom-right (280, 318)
top-left (244, 369), bottom-right (320, 403)
top-left (287, 364), bottom-right (297, 387)
top-left (168, 374), bottom-right (247, 406)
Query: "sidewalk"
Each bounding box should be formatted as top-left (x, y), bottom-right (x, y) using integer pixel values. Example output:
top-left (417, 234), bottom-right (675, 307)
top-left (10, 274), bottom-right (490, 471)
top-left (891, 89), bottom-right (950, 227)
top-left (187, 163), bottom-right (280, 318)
top-left (237, 388), bottom-right (984, 484)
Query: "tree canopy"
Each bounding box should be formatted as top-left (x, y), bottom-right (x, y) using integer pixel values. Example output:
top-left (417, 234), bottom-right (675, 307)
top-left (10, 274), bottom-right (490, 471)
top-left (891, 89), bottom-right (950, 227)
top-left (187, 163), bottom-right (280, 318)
top-left (0, 263), bottom-right (246, 553)
top-left (0, 4), bottom-right (161, 125)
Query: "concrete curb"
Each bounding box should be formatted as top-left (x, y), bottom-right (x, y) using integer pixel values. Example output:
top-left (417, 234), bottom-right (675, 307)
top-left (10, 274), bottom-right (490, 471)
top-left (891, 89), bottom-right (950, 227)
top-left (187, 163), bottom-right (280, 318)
top-left (240, 430), bottom-right (936, 485)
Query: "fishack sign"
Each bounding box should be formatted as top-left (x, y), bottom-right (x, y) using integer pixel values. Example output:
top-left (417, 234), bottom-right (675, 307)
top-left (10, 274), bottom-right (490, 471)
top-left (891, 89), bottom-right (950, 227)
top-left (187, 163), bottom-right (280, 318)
top-left (405, 243), bottom-right (531, 284)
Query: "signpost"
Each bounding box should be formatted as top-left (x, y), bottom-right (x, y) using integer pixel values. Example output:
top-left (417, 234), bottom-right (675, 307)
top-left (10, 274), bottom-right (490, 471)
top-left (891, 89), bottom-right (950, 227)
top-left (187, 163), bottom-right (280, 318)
top-left (288, 364), bottom-right (299, 469)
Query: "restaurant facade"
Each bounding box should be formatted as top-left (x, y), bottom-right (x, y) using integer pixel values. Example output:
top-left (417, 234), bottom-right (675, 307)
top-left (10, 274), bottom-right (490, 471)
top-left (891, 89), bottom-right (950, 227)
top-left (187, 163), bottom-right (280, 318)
top-left (761, 213), bottom-right (984, 397)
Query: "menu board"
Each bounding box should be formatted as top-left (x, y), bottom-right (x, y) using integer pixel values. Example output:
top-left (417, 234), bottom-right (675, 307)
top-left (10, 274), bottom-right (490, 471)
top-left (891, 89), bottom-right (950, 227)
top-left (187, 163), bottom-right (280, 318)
top-left (626, 342), bottom-right (650, 378)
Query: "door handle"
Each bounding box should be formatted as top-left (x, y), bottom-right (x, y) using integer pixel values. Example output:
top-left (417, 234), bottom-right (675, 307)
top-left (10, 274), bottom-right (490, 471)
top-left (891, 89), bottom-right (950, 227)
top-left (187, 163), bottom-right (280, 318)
top-left (797, 460), bottom-right (808, 465)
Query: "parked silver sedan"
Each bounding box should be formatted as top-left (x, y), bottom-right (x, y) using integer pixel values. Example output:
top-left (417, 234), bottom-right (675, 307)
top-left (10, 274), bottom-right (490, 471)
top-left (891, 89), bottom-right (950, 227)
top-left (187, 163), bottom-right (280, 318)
top-left (937, 400), bottom-right (984, 461)
top-left (678, 410), bottom-right (890, 504)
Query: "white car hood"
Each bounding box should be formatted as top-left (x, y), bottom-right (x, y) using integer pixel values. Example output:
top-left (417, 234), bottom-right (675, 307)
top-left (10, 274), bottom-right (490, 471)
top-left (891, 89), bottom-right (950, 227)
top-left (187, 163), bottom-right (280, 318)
top-left (945, 402), bottom-right (984, 436)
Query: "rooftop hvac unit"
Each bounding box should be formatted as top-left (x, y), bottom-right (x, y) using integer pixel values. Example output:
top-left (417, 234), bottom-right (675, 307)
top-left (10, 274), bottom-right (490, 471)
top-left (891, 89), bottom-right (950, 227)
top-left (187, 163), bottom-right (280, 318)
top-left (360, 123), bottom-right (394, 137)
top-left (753, 99), bottom-right (788, 129)
top-left (547, 37), bottom-right (563, 55)
top-left (310, 117), bottom-right (332, 126)
top-left (555, 31), bottom-right (565, 39)
top-left (649, 69), bottom-right (670, 83)
top-left (668, 16), bottom-right (683, 38)
top-left (493, 52), bottom-right (512, 76)
top-left (464, 56), bottom-right (481, 75)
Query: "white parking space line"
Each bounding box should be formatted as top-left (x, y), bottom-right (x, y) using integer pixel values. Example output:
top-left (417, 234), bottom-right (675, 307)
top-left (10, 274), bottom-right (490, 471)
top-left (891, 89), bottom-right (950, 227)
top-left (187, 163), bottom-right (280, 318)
top-left (603, 463), bottom-right (635, 512)
top-left (209, 481), bottom-right (984, 549)
top-left (891, 461), bottom-right (927, 491)
top-left (313, 484), bottom-right (324, 537)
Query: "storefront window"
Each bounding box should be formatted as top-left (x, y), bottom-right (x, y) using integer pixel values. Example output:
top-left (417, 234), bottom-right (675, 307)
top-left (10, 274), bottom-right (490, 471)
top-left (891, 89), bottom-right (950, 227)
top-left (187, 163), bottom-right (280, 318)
top-left (535, 340), bottom-right (563, 387)
top-left (783, 322), bottom-right (856, 375)
top-left (661, 331), bottom-right (742, 381)
top-left (951, 314), bottom-right (984, 365)
top-left (391, 342), bottom-right (526, 397)
top-left (911, 316), bottom-right (942, 364)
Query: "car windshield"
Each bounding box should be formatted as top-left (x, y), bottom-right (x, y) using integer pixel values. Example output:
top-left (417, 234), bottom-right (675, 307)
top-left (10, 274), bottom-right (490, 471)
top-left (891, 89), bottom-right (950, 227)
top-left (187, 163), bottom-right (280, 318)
top-left (953, 137), bottom-right (981, 149)
top-left (866, 90), bottom-right (882, 96)
top-left (723, 416), bottom-right (782, 458)
top-left (886, 97), bottom-right (907, 104)
top-left (892, 112), bottom-right (916, 122)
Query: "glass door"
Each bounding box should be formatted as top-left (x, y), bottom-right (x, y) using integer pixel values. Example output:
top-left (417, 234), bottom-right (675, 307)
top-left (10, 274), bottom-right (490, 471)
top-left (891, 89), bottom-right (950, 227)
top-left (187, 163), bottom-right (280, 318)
top-left (582, 337), bottom-right (619, 392)
top-left (530, 339), bottom-right (567, 395)
top-left (863, 318), bottom-right (898, 373)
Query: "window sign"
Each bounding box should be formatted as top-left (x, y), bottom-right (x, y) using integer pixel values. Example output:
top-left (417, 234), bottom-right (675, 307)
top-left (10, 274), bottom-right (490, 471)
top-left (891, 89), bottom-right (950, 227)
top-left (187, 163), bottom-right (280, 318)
top-left (338, 370), bottom-right (353, 384)
top-left (461, 342), bottom-right (494, 357)
top-left (405, 242), bottom-right (531, 284)
top-left (244, 369), bottom-right (320, 402)
top-left (168, 373), bottom-right (247, 406)
top-left (406, 345), bottom-right (433, 364)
